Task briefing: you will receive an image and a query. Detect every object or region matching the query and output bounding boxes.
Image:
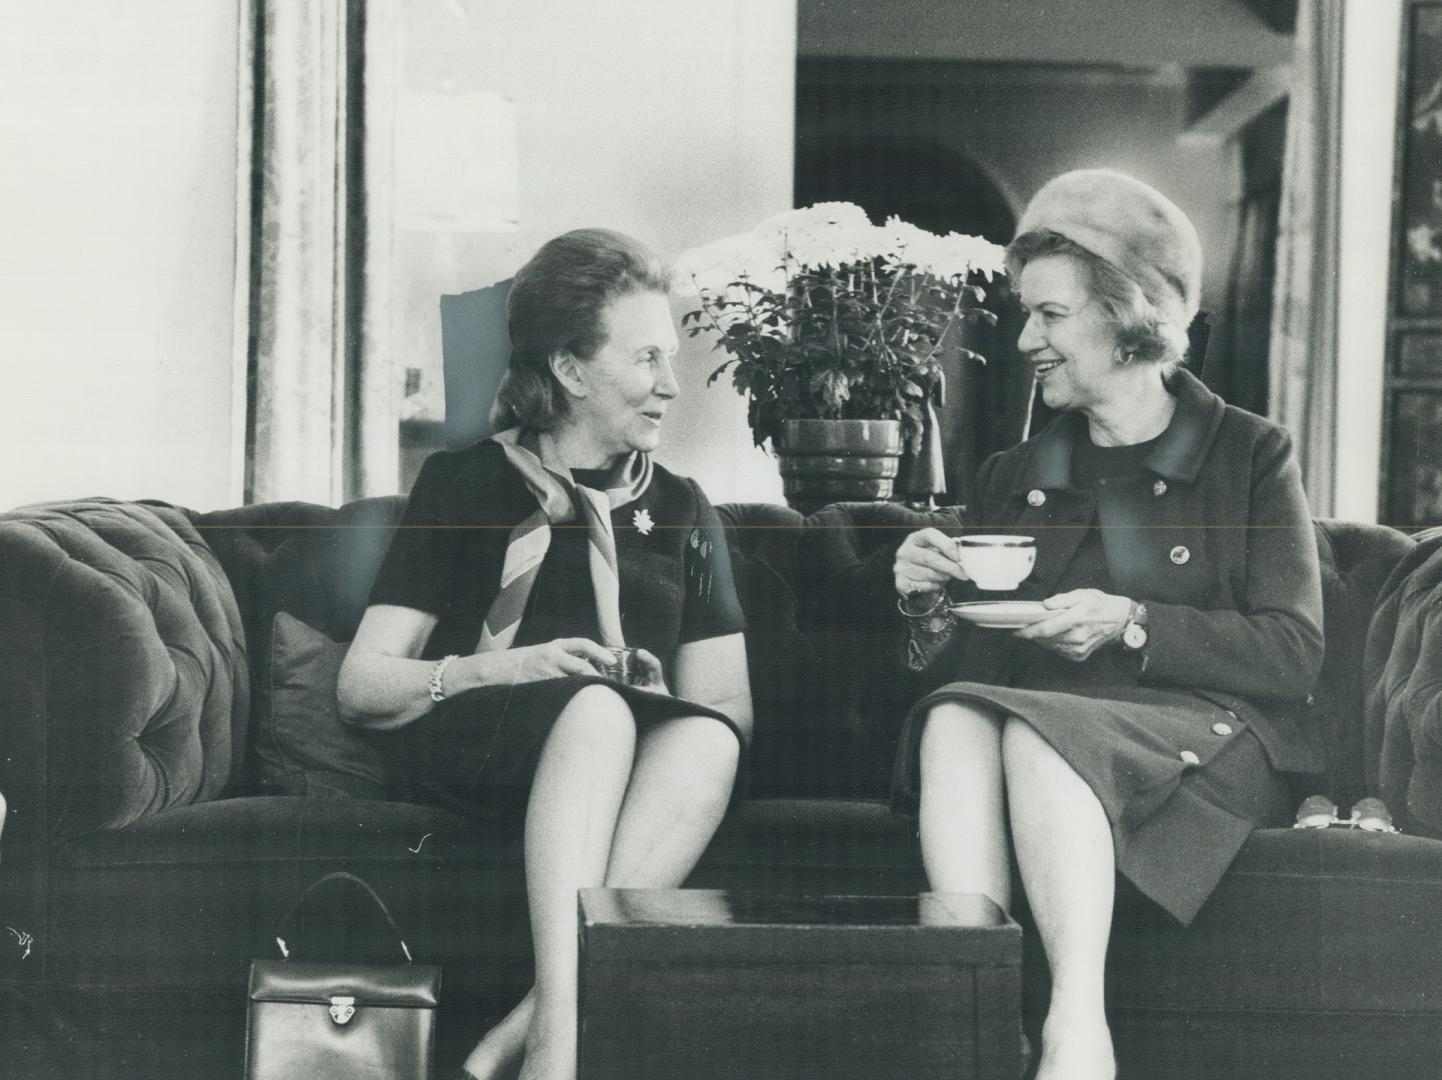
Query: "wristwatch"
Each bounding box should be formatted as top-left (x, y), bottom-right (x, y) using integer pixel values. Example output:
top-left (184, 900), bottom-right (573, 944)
top-left (1120, 602), bottom-right (1149, 651)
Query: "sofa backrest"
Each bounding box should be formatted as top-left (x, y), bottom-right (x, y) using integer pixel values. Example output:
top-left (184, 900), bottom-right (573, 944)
top-left (192, 498), bottom-right (1424, 804)
top-left (6, 495), bottom-right (1415, 833)
top-left (795, 503), bottom-right (1422, 805)
top-left (193, 497), bottom-right (838, 796)
top-left (0, 499), bottom-right (247, 840)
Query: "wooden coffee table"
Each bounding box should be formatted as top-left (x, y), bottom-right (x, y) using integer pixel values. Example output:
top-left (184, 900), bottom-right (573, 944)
top-left (577, 888), bottom-right (1022, 1080)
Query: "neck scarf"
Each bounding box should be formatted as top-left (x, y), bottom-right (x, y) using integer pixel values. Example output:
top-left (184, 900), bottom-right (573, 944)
top-left (478, 426), bottom-right (653, 653)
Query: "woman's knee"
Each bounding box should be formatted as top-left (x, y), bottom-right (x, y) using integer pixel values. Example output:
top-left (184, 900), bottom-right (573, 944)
top-left (653, 716), bottom-right (740, 790)
top-left (554, 685), bottom-right (637, 749)
top-left (920, 701), bottom-right (1004, 757)
top-left (1001, 715), bottom-right (1075, 783)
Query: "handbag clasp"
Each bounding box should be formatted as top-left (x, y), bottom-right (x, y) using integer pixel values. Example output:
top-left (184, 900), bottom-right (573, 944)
top-left (329, 996), bottom-right (356, 1025)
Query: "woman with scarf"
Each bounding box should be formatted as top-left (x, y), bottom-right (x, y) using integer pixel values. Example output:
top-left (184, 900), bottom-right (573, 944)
top-left (891, 171), bottom-right (1324, 1080)
top-left (338, 229), bottom-right (751, 1080)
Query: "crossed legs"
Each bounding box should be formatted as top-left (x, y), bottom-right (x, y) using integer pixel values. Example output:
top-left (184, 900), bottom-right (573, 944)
top-left (919, 701), bottom-right (1117, 1080)
top-left (463, 686), bottom-right (739, 1080)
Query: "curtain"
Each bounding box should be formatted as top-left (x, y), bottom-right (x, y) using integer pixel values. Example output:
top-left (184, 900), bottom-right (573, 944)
top-left (1268, 0), bottom-right (1344, 515)
top-left (235, 0), bottom-right (398, 505)
top-left (1211, 101), bottom-right (1287, 417)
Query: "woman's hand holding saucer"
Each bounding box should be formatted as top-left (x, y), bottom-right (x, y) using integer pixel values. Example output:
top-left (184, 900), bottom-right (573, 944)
top-left (1014, 588), bottom-right (1132, 662)
top-left (895, 528), bottom-right (969, 600)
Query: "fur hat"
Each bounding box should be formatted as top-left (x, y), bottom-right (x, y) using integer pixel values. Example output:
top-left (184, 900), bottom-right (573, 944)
top-left (1013, 169), bottom-right (1202, 327)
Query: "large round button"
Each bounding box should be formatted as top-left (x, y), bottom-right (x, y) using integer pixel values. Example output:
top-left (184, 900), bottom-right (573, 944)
top-left (1153, 479), bottom-right (1168, 497)
top-left (1212, 722), bottom-right (1234, 736)
top-left (1170, 545), bottom-right (1190, 565)
top-left (1027, 489), bottom-right (1046, 507)
top-left (1179, 750), bottom-right (1200, 766)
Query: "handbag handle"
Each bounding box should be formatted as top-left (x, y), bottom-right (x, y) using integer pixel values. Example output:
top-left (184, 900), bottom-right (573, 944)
top-left (273, 871), bottom-right (414, 963)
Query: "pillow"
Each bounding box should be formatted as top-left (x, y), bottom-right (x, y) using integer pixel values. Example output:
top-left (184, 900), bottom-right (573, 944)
top-left (251, 611), bottom-right (389, 798)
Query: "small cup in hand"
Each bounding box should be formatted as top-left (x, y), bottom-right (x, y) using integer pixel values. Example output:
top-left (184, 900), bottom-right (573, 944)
top-left (955, 535), bottom-right (1036, 591)
top-left (597, 646), bottom-right (642, 685)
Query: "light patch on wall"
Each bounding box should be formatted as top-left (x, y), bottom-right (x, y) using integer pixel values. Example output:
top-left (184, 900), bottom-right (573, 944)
top-left (394, 89), bottom-right (519, 233)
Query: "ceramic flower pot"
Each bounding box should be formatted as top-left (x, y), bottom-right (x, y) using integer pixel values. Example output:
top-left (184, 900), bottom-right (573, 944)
top-left (774, 419), bottom-right (903, 512)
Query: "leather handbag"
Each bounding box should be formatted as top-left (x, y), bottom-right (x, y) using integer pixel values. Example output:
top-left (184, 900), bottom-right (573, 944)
top-left (245, 871), bottom-right (441, 1080)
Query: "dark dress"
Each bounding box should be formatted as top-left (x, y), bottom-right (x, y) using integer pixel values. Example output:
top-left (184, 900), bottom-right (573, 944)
top-left (368, 440), bottom-right (747, 817)
top-left (893, 371), bottom-right (1324, 925)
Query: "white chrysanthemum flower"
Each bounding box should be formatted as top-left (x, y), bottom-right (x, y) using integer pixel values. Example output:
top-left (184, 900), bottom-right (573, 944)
top-left (672, 231), bottom-right (787, 296)
top-left (879, 217), bottom-right (940, 267)
top-left (931, 232), bottom-right (1009, 281)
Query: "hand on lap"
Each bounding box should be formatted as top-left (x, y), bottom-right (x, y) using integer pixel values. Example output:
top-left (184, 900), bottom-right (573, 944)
top-left (1014, 589), bottom-right (1132, 662)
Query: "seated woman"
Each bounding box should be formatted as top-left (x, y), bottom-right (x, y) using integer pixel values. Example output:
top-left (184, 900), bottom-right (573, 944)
top-left (337, 228), bottom-right (752, 1080)
top-left (891, 170), bottom-right (1324, 1080)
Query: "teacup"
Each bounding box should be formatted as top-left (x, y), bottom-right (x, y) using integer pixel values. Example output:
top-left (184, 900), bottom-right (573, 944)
top-left (955, 535), bottom-right (1036, 591)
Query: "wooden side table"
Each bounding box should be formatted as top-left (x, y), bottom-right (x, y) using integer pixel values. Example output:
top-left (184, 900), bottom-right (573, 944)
top-left (577, 889), bottom-right (1022, 1080)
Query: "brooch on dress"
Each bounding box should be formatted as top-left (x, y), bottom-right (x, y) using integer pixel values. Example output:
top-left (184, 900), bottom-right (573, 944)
top-left (632, 508), bottom-right (655, 535)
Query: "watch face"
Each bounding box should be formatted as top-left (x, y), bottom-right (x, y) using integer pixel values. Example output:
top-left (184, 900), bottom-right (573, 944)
top-left (1123, 623), bottom-right (1148, 650)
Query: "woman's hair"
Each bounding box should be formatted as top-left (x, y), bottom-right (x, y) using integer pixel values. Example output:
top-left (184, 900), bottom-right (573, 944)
top-left (490, 228), bottom-right (671, 431)
top-left (1005, 230), bottom-right (1189, 373)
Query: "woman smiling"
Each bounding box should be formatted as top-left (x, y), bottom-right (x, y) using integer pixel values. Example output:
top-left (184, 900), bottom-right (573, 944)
top-left (337, 229), bottom-right (752, 1080)
top-left (891, 171), bottom-right (1324, 1080)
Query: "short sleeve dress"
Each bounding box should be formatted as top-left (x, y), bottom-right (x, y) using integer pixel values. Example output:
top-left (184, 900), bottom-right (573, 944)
top-left (368, 440), bottom-right (746, 817)
top-left (892, 373), bottom-right (1324, 925)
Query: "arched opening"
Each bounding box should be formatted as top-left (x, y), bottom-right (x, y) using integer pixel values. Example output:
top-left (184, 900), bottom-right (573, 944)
top-left (795, 135), bottom-right (1030, 502)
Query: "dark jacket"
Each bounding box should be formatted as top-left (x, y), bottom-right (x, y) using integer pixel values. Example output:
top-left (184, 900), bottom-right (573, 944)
top-left (948, 368), bottom-right (1325, 775)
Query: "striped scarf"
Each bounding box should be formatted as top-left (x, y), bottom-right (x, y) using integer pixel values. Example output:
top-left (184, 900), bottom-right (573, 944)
top-left (478, 426), bottom-right (653, 653)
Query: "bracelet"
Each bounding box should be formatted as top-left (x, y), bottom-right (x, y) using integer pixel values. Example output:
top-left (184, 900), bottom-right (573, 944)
top-left (896, 591), bottom-right (946, 619)
top-left (428, 654), bottom-right (460, 703)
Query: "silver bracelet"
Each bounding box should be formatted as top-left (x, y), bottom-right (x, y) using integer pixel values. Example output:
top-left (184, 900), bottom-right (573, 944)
top-left (896, 591), bottom-right (946, 619)
top-left (428, 654), bottom-right (460, 703)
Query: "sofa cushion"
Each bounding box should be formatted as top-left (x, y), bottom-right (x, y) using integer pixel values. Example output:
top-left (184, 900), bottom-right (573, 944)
top-left (192, 497), bottom-right (406, 791)
top-left (688, 798), bottom-right (927, 896)
top-left (251, 612), bottom-right (389, 798)
top-left (0, 499), bottom-right (247, 838)
top-left (1102, 826), bottom-right (1442, 1079)
top-left (48, 796), bottom-right (530, 1001)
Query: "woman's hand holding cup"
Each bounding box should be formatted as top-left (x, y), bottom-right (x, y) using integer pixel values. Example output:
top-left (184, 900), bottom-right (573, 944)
top-left (595, 645), bottom-right (668, 691)
top-left (512, 638), bottom-right (616, 682)
top-left (895, 528), bottom-right (971, 601)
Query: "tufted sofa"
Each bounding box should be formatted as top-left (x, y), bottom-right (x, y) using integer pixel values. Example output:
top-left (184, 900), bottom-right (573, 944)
top-left (2, 495), bottom-right (1442, 1080)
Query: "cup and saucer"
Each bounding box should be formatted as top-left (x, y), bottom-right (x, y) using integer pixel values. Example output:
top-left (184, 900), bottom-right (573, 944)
top-left (946, 535), bottom-right (1046, 629)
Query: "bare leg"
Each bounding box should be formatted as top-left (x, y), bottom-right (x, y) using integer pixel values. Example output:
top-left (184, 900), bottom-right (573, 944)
top-left (603, 715), bottom-right (739, 887)
top-left (463, 687), bottom-right (636, 1080)
top-left (1002, 717), bottom-right (1116, 1080)
top-left (917, 701), bottom-right (1012, 909)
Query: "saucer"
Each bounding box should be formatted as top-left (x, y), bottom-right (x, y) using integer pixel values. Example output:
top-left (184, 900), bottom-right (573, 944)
top-left (947, 600), bottom-right (1049, 629)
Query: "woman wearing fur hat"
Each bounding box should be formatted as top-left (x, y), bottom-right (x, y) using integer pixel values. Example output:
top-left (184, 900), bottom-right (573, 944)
top-left (891, 170), bottom-right (1323, 1079)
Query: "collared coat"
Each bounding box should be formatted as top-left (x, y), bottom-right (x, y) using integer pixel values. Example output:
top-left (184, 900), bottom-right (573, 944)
top-left (893, 369), bottom-right (1326, 922)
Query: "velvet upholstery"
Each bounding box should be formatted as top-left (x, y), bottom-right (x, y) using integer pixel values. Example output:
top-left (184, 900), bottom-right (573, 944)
top-left (251, 612), bottom-right (390, 798)
top-left (3, 492), bottom-right (1442, 1080)
top-left (0, 499), bottom-right (247, 837)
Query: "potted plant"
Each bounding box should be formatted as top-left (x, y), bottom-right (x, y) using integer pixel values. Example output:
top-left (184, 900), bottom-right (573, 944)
top-left (674, 203), bottom-right (1006, 508)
